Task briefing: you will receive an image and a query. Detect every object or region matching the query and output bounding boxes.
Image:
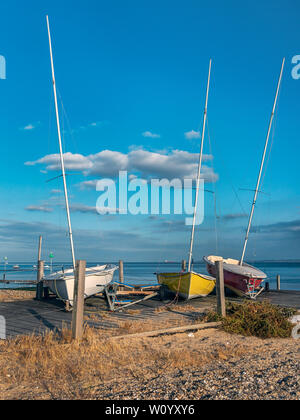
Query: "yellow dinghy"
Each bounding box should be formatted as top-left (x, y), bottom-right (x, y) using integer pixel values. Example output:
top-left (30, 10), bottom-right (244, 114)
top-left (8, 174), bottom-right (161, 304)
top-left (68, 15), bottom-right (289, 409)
top-left (156, 61), bottom-right (216, 300)
top-left (157, 271), bottom-right (215, 300)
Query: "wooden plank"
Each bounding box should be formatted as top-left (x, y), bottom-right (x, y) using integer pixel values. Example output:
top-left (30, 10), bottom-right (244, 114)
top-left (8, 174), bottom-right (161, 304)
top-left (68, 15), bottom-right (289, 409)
top-left (116, 291), bottom-right (155, 296)
top-left (258, 290), bottom-right (300, 309)
top-left (110, 322), bottom-right (222, 340)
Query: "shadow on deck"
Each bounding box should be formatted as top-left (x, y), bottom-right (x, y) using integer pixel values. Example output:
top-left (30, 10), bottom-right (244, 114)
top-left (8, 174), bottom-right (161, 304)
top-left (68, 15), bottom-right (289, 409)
top-left (0, 289), bottom-right (299, 339)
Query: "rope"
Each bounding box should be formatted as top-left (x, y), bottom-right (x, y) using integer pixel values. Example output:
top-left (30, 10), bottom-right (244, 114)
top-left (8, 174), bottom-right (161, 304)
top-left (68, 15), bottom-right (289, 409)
top-left (57, 88), bottom-right (80, 156)
top-left (260, 80), bottom-right (282, 190)
top-left (207, 117), bottom-right (219, 254)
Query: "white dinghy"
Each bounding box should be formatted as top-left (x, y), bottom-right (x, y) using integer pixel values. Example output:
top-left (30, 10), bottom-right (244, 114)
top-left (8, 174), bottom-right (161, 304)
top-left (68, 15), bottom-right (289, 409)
top-left (43, 16), bottom-right (117, 305)
top-left (44, 265), bottom-right (117, 305)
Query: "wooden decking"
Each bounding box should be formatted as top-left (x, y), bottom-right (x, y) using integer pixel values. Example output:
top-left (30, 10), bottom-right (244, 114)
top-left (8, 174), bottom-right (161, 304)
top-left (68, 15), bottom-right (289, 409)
top-left (0, 289), bottom-right (299, 339)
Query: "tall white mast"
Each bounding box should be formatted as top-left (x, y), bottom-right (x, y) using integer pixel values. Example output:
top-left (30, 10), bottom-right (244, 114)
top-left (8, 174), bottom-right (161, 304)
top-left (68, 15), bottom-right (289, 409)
top-left (188, 60), bottom-right (212, 272)
top-left (46, 15), bottom-right (76, 270)
top-left (240, 58), bottom-right (285, 265)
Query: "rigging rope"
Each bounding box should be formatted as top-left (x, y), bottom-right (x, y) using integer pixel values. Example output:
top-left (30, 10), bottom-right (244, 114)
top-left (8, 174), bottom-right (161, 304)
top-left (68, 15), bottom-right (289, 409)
top-left (206, 117), bottom-right (219, 255)
top-left (260, 80), bottom-right (282, 190)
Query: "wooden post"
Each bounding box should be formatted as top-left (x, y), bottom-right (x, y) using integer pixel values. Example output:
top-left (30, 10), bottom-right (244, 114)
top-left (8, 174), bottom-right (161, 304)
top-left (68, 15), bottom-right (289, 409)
top-left (36, 260), bottom-right (45, 300)
top-left (181, 260), bottom-right (187, 272)
top-left (277, 274), bottom-right (281, 291)
top-left (72, 260), bottom-right (86, 340)
top-left (37, 235), bottom-right (42, 261)
top-left (215, 260), bottom-right (226, 317)
top-left (119, 260), bottom-right (124, 291)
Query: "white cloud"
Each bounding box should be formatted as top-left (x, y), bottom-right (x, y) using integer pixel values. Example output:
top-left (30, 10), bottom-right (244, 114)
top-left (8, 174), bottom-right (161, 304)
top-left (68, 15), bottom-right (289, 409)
top-left (89, 121), bottom-right (106, 127)
top-left (26, 148), bottom-right (218, 188)
top-left (70, 204), bottom-right (98, 214)
top-left (142, 131), bottom-right (161, 139)
top-left (25, 205), bottom-right (53, 213)
top-left (78, 180), bottom-right (98, 190)
top-left (72, 121), bottom-right (109, 131)
top-left (25, 152), bottom-right (93, 171)
top-left (222, 213), bottom-right (247, 221)
top-left (22, 124), bottom-right (35, 131)
top-left (70, 203), bottom-right (120, 215)
top-left (184, 130), bottom-right (201, 140)
top-left (88, 150), bottom-right (129, 177)
top-left (127, 149), bottom-right (214, 180)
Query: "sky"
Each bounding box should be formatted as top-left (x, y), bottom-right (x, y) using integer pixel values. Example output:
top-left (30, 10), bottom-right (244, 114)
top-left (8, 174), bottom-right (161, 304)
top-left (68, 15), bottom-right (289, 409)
top-left (0, 0), bottom-right (299, 263)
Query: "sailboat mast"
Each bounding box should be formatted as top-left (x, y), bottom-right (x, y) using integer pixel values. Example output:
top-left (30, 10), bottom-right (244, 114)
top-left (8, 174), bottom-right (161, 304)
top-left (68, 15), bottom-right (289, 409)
top-left (240, 58), bottom-right (285, 266)
top-left (46, 15), bottom-right (76, 270)
top-left (188, 60), bottom-right (212, 272)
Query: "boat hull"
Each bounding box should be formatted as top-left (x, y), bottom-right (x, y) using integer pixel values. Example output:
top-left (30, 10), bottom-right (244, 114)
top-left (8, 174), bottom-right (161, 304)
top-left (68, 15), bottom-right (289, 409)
top-left (156, 271), bottom-right (215, 300)
top-left (204, 257), bottom-right (265, 298)
top-left (44, 266), bottom-right (117, 305)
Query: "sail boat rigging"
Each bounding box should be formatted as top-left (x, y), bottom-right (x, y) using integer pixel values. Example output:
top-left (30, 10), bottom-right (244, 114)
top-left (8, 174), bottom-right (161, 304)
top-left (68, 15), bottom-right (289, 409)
top-left (188, 59), bottom-right (212, 272)
top-left (46, 15), bottom-right (76, 271)
top-left (204, 58), bottom-right (285, 299)
top-left (43, 16), bottom-right (117, 305)
top-left (156, 60), bottom-right (216, 300)
top-left (240, 58), bottom-right (285, 266)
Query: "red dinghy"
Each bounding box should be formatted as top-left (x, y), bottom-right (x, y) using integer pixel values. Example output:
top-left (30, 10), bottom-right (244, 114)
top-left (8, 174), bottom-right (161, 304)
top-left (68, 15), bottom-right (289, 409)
top-left (203, 59), bottom-right (285, 299)
top-left (203, 256), bottom-right (266, 298)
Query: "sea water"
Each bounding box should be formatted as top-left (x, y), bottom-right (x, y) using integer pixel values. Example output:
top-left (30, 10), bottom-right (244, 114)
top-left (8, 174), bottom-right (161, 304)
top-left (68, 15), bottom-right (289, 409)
top-left (0, 261), bottom-right (299, 291)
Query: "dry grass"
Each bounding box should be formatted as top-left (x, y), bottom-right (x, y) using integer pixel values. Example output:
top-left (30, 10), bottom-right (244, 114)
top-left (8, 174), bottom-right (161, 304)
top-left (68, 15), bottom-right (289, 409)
top-left (155, 303), bottom-right (198, 313)
top-left (113, 318), bottom-right (186, 335)
top-left (0, 325), bottom-right (248, 399)
top-left (124, 309), bottom-right (142, 315)
top-left (0, 290), bottom-right (35, 302)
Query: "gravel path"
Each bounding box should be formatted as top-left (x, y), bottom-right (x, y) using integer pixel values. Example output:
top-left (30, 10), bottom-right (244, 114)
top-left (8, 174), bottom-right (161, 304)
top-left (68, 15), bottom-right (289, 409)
top-left (76, 330), bottom-right (300, 400)
top-left (88, 356), bottom-right (300, 400)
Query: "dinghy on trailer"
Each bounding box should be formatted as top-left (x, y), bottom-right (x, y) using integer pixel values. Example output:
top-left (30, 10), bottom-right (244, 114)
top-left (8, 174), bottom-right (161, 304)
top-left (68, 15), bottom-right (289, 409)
top-left (43, 16), bottom-right (117, 305)
top-left (204, 58), bottom-right (285, 299)
top-left (44, 265), bottom-right (117, 305)
top-left (204, 256), bottom-right (266, 298)
top-left (157, 60), bottom-right (216, 299)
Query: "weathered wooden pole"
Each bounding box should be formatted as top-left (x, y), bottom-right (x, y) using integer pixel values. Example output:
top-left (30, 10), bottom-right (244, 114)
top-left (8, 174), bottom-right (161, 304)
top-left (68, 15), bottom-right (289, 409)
top-left (37, 235), bottom-right (42, 261)
top-left (181, 260), bottom-right (187, 272)
top-left (72, 260), bottom-right (86, 340)
top-left (119, 260), bottom-right (124, 290)
top-left (215, 260), bottom-right (226, 317)
top-left (36, 260), bottom-right (45, 300)
top-left (277, 274), bottom-right (281, 291)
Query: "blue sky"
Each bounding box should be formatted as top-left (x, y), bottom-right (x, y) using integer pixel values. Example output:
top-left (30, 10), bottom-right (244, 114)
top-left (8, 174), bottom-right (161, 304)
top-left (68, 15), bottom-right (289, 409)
top-left (0, 0), bottom-right (299, 262)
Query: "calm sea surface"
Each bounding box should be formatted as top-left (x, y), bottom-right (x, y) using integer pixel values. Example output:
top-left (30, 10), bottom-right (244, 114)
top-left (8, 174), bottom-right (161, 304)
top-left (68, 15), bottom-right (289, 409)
top-left (0, 261), bottom-right (300, 291)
